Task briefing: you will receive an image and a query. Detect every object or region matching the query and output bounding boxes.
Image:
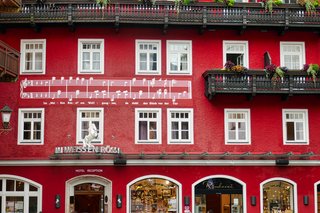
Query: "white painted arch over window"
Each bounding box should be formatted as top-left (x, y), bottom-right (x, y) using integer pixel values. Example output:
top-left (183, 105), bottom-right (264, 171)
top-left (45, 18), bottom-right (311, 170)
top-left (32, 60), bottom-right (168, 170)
top-left (65, 175), bottom-right (112, 213)
top-left (192, 175), bottom-right (247, 213)
top-left (0, 174), bottom-right (42, 213)
top-left (127, 175), bottom-right (183, 213)
top-left (260, 177), bottom-right (298, 213)
top-left (314, 180), bottom-right (320, 213)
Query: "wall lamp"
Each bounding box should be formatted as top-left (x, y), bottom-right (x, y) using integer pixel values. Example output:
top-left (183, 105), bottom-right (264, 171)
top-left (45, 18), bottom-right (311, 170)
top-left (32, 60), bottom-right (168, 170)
top-left (0, 105), bottom-right (12, 135)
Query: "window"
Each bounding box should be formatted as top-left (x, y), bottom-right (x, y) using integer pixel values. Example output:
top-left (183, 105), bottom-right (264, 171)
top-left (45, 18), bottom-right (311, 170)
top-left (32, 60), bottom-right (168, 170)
top-left (280, 42), bottom-right (305, 69)
top-left (20, 39), bottom-right (46, 74)
top-left (135, 40), bottom-right (161, 75)
top-left (0, 175), bottom-right (42, 213)
top-left (167, 40), bottom-right (192, 75)
top-left (135, 108), bottom-right (161, 144)
top-left (78, 39), bottom-right (104, 74)
top-left (167, 108), bottom-right (193, 144)
top-left (223, 41), bottom-right (249, 67)
top-left (282, 109), bottom-right (308, 144)
top-left (77, 108), bottom-right (104, 145)
top-left (224, 109), bottom-right (251, 144)
top-left (18, 108), bottom-right (44, 145)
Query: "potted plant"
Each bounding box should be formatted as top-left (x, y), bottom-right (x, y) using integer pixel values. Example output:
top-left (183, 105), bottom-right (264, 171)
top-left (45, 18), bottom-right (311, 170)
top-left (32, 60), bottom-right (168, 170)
top-left (96, 0), bottom-right (110, 6)
top-left (303, 63), bottom-right (319, 85)
top-left (261, 0), bottom-right (282, 13)
top-left (265, 64), bottom-right (288, 84)
top-left (297, 0), bottom-right (319, 14)
top-left (224, 61), bottom-right (247, 74)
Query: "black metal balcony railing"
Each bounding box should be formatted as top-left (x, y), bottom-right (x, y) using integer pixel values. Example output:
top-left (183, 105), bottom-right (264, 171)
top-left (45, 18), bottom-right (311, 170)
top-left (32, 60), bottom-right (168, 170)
top-left (0, 40), bottom-right (20, 81)
top-left (0, 1), bottom-right (319, 29)
top-left (203, 70), bottom-right (320, 99)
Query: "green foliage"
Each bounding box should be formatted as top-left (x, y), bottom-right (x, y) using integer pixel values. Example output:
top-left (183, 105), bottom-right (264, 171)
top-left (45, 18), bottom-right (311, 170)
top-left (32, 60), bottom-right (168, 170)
top-left (96, 0), bottom-right (110, 6)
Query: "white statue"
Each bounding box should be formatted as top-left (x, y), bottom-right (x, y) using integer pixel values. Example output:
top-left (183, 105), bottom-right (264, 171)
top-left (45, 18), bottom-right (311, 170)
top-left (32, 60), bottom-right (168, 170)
top-left (83, 123), bottom-right (98, 148)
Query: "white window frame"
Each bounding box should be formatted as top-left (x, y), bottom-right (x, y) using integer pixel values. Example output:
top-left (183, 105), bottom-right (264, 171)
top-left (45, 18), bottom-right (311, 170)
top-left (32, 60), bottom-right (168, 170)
top-left (282, 109), bottom-right (309, 145)
top-left (135, 40), bottom-right (161, 75)
top-left (167, 108), bottom-right (194, 144)
top-left (20, 39), bottom-right (46, 74)
top-left (76, 108), bottom-right (104, 145)
top-left (18, 108), bottom-right (45, 145)
top-left (166, 40), bottom-right (192, 75)
top-left (135, 108), bottom-right (161, 144)
top-left (223, 40), bottom-right (249, 68)
top-left (280, 42), bottom-right (305, 70)
top-left (224, 109), bottom-right (251, 145)
top-left (78, 39), bottom-right (104, 74)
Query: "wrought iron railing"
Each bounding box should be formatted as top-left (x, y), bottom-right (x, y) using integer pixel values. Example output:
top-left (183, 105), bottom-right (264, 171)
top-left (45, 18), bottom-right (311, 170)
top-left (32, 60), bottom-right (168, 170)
top-left (0, 1), bottom-right (319, 28)
top-left (203, 70), bottom-right (320, 99)
top-left (0, 40), bottom-right (20, 80)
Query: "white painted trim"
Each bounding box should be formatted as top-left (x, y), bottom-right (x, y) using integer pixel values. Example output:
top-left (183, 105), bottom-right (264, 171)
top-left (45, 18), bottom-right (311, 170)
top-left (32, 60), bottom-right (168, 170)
top-left (18, 108), bottom-right (45, 145)
top-left (224, 108), bottom-right (251, 145)
top-left (282, 109), bottom-right (309, 145)
top-left (65, 175), bottom-right (112, 213)
top-left (135, 108), bottom-right (162, 144)
top-left (127, 174), bottom-right (182, 213)
top-left (260, 177), bottom-right (298, 213)
top-left (77, 39), bottom-right (105, 74)
top-left (223, 40), bottom-right (249, 68)
top-left (76, 107), bottom-right (104, 145)
top-left (135, 39), bottom-right (162, 75)
top-left (20, 39), bottom-right (46, 75)
top-left (166, 40), bottom-right (192, 75)
top-left (280, 41), bottom-right (305, 69)
top-left (167, 108), bottom-right (194, 145)
top-left (192, 175), bottom-right (247, 213)
top-left (314, 180), bottom-right (320, 213)
top-left (0, 174), bottom-right (42, 213)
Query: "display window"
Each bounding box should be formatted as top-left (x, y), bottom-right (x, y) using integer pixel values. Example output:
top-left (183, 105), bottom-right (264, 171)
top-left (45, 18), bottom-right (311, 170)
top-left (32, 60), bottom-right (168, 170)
top-left (0, 175), bottom-right (42, 213)
top-left (129, 177), bottom-right (179, 213)
top-left (262, 180), bottom-right (295, 213)
top-left (194, 177), bottom-right (244, 213)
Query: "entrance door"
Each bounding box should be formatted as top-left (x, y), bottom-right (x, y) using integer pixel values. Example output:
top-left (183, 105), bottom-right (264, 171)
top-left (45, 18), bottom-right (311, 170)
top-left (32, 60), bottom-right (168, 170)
top-left (74, 183), bottom-right (104, 213)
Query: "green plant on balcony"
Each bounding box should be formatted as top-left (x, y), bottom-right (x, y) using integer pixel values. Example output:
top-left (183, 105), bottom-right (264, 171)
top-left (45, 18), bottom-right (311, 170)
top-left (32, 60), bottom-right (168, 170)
top-left (265, 64), bottom-right (288, 84)
top-left (140, 0), bottom-right (196, 6)
top-left (261, 0), bottom-right (282, 13)
top-left (216, 0), bottom-right (235, 7)
top-left (303, 63), bottom-right (319, 84)
top-left (297, 0), bottom-right (319, 14)
top-left (96, 0), bottom-right (110, 6)
top-left (224, 61), bottom-right (247, 74)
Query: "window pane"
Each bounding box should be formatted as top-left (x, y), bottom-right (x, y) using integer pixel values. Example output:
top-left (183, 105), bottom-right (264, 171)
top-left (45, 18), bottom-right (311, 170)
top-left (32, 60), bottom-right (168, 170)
top-left (16, 181), bottom-right (24, 191)
top-left (34, 53), bottom-right (42, 70)
top-left (181, 130), bottom-right (189, 140)
top-left (6, 180), bottom-right (14, 191)
top-left (171, 130), bottom-right (179, 140)
top-left (149, 122), bottom-right (157, 139)
top-left (29, 185), bottom-right (38, 191)
top-left (139, 121), bottom-right (147, 140)
top-left (286, 122), bottom-right (295, 140)
top-left (24, 122), bottom-right (31, 130)
top-left (29, 197), bottom-right (38, 213)
top-left (172, 122), bottom-right (179, 130)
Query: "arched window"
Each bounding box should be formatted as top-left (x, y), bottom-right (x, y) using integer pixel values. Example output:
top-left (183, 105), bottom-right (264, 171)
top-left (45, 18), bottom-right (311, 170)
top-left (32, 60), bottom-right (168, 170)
top-left (193, 176), bottom-right (246, 213)
top-left (0, 175), bottom-right (42, 213)
top-left (128, 176), bottom-right (181, 213)
top-left (261, 178), bottom-right (297, 213)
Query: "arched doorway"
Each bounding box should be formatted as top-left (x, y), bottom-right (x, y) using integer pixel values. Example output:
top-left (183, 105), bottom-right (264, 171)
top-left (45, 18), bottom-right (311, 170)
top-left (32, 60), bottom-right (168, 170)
top-left (0, 175), bottom-right (42, 213)
top-left (193, 175), bottom-right (246, 213)
top-left (127, 175), bottom-right (182, 213)
top-left (66, 175), bottom-right (112, 213)
top-left (260, 178), bottom-right (297, 213)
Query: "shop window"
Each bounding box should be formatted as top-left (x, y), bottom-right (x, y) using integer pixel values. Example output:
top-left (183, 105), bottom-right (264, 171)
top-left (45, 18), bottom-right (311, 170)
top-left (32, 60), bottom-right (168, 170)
top-left (167, 40), bottom-right (192, 75)
top-left (262, 180), bottom-right (295, 213)
top-left (20, 39), bottom-right (46, 74)
top-left (280, 42), bottom-right (305, 70)
top-left (194, 177), bottom-right (244, 213)
top-left (282, 109), bottom-right (308, 145)
top-left (223, 41), bottom-right (248, 68)
top-left (78, 39), bottom-right (104, 74)
top-left (224, 109), bottom-right (251, 145)
top-left (135, 40), bottom-right (161, 75)
top-left (167, 108), bottom-right (194, 144)
top-left (18, 108), bottom-right (45, 145)
top-left (129, 177), bottom-right (179, 213)
top-left (77, 108), bottom-right (104, 145)
top-left (135, 108), bottom-right (161, 144)
top-left (0, 176), bottom-right (42, 213)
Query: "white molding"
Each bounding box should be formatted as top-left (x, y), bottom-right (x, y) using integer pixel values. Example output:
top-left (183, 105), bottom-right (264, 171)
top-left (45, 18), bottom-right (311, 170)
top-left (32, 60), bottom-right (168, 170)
top-left (127, 175), bottom-right (182, 213)
top-left (314, 181), bottom-right (320, 213)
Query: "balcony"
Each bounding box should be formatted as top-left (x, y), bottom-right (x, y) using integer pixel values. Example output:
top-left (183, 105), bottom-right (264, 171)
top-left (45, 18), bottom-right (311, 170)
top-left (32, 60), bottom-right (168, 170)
top-left (0, 40), bottom-right (20, 82)
top-left (202, 69), bottom-right (320, 100)
top-left (0, 1), bottom-right (319, 31)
